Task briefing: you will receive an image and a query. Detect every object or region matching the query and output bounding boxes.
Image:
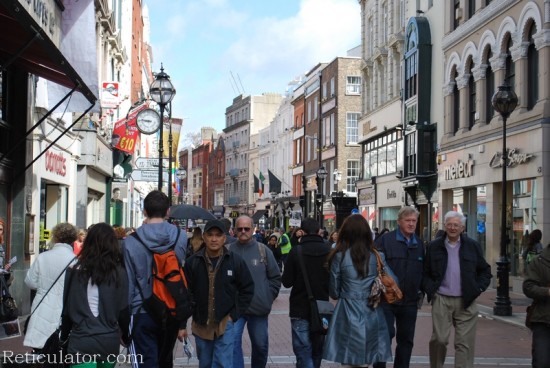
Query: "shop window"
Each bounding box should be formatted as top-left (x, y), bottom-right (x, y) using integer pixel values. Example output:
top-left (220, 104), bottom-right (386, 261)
top-left (380, 207), bottom-right (399, 231)
top-left (512, 179), bottom-right (537, 277)
top-left (362, 130), bottom-right (403, 180)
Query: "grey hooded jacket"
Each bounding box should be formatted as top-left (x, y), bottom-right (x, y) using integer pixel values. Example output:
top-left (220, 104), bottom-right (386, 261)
top-left (123, 222), bottom-right (187, 314)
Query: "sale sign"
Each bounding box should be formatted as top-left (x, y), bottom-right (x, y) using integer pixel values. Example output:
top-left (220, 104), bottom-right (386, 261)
top-left (111, 103), bottom-right (148, 154)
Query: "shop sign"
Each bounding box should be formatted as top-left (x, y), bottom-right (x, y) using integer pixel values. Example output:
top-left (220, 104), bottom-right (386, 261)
top-left (489, 148), bottom-right (534, 168)
top-left (101, 81), bottom-right (119, 109)
top-left (386, 189), bottom-right (397, 199)
top-left (358, 187), bottom-right (375, 205)
top-left (444, 159), bottom-right (474, 181)
top-left (17, 0), bottom-right (62, 48)
top-left (230, 211), bottom-right (240, 219)
top-left (45, 150), bottom-right (67, 177)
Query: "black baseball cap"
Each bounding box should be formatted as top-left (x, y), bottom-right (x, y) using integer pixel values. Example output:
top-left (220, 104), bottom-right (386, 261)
top-left (204, 219), bottom-right (227, 234)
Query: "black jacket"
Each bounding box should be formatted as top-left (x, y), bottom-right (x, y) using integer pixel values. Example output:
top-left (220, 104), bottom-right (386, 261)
top-left (281, 234), bottom-right (330, 320)
top-left (422, 233), bottom-right (492, 308)
top-left (375, 229), bottom-right (424, 305)
top-left (185, 247), bottom-right (254, 327)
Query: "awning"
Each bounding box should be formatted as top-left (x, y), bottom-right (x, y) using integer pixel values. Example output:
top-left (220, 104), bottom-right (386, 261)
top-left (0, 0), bottom-right (97, 105)
top-left (251, 210), bottom-right (267, 223)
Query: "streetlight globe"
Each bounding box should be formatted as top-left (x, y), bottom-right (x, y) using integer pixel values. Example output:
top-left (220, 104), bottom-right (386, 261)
top-left (150, 65), bottom-right (176, 105)
top-left (316, 165), bottom-right (328, 180)
top-left (491, 83), bottom-right (518, 119)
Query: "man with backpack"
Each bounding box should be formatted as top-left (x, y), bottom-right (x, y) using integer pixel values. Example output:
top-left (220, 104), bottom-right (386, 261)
top-left (123, 190), bottom-right (189, 368)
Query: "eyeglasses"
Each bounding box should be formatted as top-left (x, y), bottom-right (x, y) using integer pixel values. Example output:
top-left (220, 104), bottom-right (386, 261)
top-left (445, 223), bottom-right (463, 229)
top-left (236, 227), bottom-right (251, 232)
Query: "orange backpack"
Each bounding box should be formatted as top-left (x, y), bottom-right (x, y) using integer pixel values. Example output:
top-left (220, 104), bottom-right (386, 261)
top-left (132, 231), bottom-right (194, 326)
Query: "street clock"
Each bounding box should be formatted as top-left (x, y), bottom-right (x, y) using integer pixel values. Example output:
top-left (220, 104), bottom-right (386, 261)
top-left (136, 108), bottom-right (161, 134)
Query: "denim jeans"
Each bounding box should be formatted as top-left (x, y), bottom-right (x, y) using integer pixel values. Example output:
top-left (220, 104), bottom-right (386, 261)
top-left (291, 318), bottom-right (325, 368)
top-left (532, 322), bottom-right (550, 368)
top-left (130, 312), bottom-right (178, 368)
top-left (373, 303), bottom-right (418, 368)
top-left (194, 320), bottom-right (234, 368)
top-left (233, 314), bottom-right (269, 368)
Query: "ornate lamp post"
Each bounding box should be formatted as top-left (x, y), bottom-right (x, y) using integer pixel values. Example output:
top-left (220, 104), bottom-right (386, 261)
top-left (316, 165), bottom-right (328, 228)
top-left (149, 64), bottom-right (176, 191)
top-left (491, 82), bottom-right (518, 316)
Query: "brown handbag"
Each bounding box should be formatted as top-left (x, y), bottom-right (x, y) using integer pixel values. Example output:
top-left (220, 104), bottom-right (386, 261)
top-left (373, 249), bottom-right (403, 304)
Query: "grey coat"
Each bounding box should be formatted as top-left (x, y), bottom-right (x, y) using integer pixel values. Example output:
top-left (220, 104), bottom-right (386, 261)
top-left (323, 250), bottom-right (393, 365)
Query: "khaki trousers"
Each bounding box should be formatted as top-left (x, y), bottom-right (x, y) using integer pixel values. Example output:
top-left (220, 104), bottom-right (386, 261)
top-left (429, 293), bottom-right (478, 368)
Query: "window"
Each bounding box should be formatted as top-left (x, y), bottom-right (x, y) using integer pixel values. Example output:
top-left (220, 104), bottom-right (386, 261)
top-left (452, 69), bottom-right (459, 134)
top-left (330, 77), bottom-right (335, 97)
top-left (468, 73), bottom-right (476, 129)
top-left (346, 76), bottom-right (361, 95)
top-left (382, 3), bottom-right (388, 44)
top-left (346, 113), bottom-right (360, 144)
top-left (405, 131), bottom-right (417, 174)
top-left (346, 160), bottom-right (360, 193)
top-left (468, 0), bottom-right (475, 19)
top-left (313, 133), bottom-right (318, 161)
top-left (527, 23), bottom-right (538, 110)
top-left (322, 82), bottom-right (327, 100)
top-left (505, 36), bottom-right (515, 90)
top-left (307, 101), bottom-right (312, 123)
top-left (313, 96), bottom-right (318, 119)
top-left (453, 0), bottom-right (460, 30)
top-left (485, 51), bottom-right (494, 122)
top-left (362, 130), bottom-right (403, 179)
top-left (404, 24), bottom-right (418, 100)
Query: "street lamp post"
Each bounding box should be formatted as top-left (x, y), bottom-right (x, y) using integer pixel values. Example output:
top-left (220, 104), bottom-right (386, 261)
top-left (149, 64), bottom-right (176, 191)
top-left (491, 82), bottom-right (518, 317)
top-left (316, 166), bottom-right (328, 228)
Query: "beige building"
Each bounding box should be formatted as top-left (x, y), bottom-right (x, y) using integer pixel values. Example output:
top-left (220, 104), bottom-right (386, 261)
top-left (438, 0), bottom-right (550, 289)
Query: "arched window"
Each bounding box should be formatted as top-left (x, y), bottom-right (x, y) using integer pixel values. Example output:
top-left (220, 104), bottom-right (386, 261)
top-left (527, 22), bottom-right (538, 110)
top-left (467, 58), bottom-right (476, 129)
top-left (452, 68), bottom-right (459, 134)
top-left (505, 36), bottom-right (515, 89)
top-left (485, 50), bottom-right (494, 122)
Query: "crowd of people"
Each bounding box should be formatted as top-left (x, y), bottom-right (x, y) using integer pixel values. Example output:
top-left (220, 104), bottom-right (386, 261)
top-left (3, 197), bottom-right (549, 367)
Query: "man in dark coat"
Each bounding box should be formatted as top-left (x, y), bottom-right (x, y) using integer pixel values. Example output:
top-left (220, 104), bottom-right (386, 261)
top-left (184, 219), bottom-right (254, 367)
top-left (422, 211), bottom-right (492, 368)
top-left (373, 206), bottom-right (424, 368)
top-left (282, 218), bottom-right (331, 368)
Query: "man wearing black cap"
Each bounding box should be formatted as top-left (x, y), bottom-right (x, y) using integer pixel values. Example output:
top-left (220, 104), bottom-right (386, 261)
top-left (183, 219), bottom-right (254, 367)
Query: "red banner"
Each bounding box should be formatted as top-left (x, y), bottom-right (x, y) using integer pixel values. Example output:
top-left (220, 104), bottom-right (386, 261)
top-left (111, 104), bottom-right (149, 154)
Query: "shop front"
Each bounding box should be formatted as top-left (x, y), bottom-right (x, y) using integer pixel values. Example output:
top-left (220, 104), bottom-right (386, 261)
top-left (376, 180), bottom-right (405, 233)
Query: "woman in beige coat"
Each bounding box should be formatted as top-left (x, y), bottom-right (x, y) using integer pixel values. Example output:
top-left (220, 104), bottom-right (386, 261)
top-left (23, 222), bottom-right (77, 351)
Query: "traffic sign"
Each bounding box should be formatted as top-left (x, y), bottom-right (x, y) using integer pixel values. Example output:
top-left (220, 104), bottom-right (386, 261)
top-left (135, 158), bottom-right (168, 170)
top-left (131, 170), bottom-right (168, 182)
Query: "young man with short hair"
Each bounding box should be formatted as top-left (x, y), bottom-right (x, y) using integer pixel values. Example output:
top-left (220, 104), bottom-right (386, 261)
top-left (123, 190), bottom-right (188, 368)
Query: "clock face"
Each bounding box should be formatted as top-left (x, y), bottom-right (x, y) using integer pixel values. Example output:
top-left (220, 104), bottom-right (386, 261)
top-left (136, 109), bottom-right (161, 134)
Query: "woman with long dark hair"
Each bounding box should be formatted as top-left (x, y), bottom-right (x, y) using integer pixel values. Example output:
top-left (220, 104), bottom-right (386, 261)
top-left (323, 215), bottom-right (394, 367)
top-left (60, 223), bottom-right (130, 367)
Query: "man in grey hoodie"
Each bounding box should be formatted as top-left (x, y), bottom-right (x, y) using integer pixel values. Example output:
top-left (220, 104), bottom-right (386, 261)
top-left (122, 190), bottom-right (188, 368)
top-left (230, 215), bottom-right (281, 368)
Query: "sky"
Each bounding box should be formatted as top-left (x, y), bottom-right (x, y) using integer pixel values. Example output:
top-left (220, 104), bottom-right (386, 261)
top-left (144, 0), bottom-right (361, 145)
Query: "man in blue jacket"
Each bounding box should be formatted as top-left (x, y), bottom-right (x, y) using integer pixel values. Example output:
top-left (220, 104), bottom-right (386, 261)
top-left (184, 219), bottom-right (254, 367)
top-left (423, 211), bottom-right (492, 368)
top-left (373, 206), bottom-right (424, 368)
top-left (230, 215), bottom-right (281, 368)
top-left (123, 190), bottom-right (188, 368)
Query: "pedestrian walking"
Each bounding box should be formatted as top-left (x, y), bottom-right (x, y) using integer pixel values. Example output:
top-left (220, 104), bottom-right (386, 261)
top-left (24, 222), bottom-right (77, 351)
top-left (422, 211), bottom-right (492, 368)
top-left (184, 219), bottom-right (254, 368)
top-left (266, 234), bottom-right (283, 271)
top-left (230, 215), bottom-right (281, 368)
top-left (277, 227), bottom-right (292, 267)
top-left (60, 222), bottom-right (130, 367)
top-left (122, 190), bottom-right (188, 368)
top-left (523, 242), bottom-right (550, 368)
top-left (282, 218), bottom-right (331, 368)
top-left (522, 229), bottom-right (544, 269)
top-left (187, 227), bottom-right (204, 258)
top-left (323, 214), bottom-right (393, 366)
top-left (373, 206), bottom-right (424, 368)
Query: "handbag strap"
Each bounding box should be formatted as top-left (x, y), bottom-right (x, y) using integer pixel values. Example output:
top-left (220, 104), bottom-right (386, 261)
top-left (372, 248), bottom-right (383, 273)
top-left (297, 245), bottom-right (315, 302)
top-left (28, 256), bottom-right (76, 318)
